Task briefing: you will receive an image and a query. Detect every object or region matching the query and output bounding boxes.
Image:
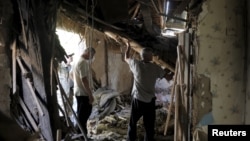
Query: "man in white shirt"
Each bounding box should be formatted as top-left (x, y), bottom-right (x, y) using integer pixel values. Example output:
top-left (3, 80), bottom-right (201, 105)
top-left (71, 47), bottom-right (96, 137)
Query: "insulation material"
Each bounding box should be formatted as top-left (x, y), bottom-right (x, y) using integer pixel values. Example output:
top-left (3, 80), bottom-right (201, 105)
top-left (155, 78), bottom-right (173, 105)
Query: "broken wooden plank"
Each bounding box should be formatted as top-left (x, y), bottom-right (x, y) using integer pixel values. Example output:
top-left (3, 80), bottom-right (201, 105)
top-left (16, 57), bottom-right (44, 116)
top-left (56, 129), bottom-right (62, 141)
top-left (53, 68), bottom-right (88, 141)
top-left (104, 31), bottom-right (175, 72)
top-left (19, 96), bottom-right (39, 132)
top-left (174, 85), bottom-right (180, 141)
top-left (164, 60), bottom-right (178, 136)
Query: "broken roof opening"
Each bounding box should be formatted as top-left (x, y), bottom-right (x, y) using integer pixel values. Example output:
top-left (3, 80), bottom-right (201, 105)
top-left (57, 0), bottom-right (185, 68)
top-left (56, 28), bottom-right (81, 55)
top-left (56, 28), bottom-right (87, 61)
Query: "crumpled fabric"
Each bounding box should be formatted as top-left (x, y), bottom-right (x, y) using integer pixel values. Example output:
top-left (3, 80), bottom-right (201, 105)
top-left (90, 87), bottom-right (120, 120)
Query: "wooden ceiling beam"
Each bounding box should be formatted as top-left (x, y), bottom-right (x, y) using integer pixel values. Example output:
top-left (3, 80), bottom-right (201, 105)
top-left (104, 31), bottom-right (175, 72)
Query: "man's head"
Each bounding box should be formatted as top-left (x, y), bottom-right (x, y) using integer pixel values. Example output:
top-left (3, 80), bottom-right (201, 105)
top-left (140, 48), bottom-right (153, 62)
top-left (82, 47), bottom-right (96, 60)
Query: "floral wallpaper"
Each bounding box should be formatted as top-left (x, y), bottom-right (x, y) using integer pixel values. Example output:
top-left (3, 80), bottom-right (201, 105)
top-left (195, 0), bottom-right (247, 125)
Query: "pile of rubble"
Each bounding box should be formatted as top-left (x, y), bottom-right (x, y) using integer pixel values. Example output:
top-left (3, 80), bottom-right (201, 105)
top-left (86, 91), bottom-right (175, 141)
top-left (59, 87), bottom-right (175, 141)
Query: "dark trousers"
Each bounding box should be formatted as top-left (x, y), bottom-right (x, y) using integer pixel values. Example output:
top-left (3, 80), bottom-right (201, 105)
top-left (76, 96), bottom-right (92, 135)
top-left (127, 98), bottom-right (156, 141)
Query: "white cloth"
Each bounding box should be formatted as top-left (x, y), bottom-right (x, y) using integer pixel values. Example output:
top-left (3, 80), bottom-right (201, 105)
top-left (71, 57), bottom-right (90, 96)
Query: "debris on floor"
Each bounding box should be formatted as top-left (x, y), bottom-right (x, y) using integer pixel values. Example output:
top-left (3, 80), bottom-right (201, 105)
top-left (59, 87), bottom-right (175, 141)
top-left (87, 101), bottom-right (174, 141)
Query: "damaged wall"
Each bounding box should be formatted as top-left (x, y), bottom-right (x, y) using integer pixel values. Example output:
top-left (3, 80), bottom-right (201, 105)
top-left (107, 49), bottom-right (133, 94)
top-left (194, 0), bottom-right (246, 126)
top-left (0, 0), bottom-right (64, 140)
top-left (0, 1), bottom-right (37, 140)
top-left (84, 28), bottom-right (133, 95)
top-left (0, 0), bottom-right (13, 117)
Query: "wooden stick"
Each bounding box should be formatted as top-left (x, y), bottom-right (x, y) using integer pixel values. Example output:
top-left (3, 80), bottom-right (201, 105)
top-left (53, 69), bottom-right (88, 141)
top-left (19, 96), bottom-right (39, 132)
top-left (174, 85), bottom-right (180, 141)
top-left (177, 45), bottom-right (184, 97)
top-left (129, 3), bottom-right (139, 14)
top-left (56, 129), bottom-right (62, 141)
top-left (12, 40), bottom-right (17, 94)
top-left (184, 32), bottom-right (190, 141)
top-left (150, 0), bottom-right (160, 14)
top-left (58, 82), bottom-right (70, 127)
top-left (164, 61), bottom-right (179, 135)
top-left (177, 45), bottom-right (187, 141)
top-left (104, 31), bottom-right (175, 72)
top-left (131, 3), bottom-right (141, 20)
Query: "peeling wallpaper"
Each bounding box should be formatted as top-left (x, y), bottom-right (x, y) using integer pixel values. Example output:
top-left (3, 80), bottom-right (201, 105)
top-left (195, 0), bottom-right (247, 124)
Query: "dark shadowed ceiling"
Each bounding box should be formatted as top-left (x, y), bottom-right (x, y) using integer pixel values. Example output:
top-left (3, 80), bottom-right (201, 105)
top-left (58, 0), bottom-right (203, 67)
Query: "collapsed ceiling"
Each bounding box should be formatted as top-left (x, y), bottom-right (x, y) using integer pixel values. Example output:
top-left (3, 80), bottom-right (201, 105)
top-left (57, 0), bottom-right (202, 68)
top-left (0, 0), bottom-right (204, 140)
